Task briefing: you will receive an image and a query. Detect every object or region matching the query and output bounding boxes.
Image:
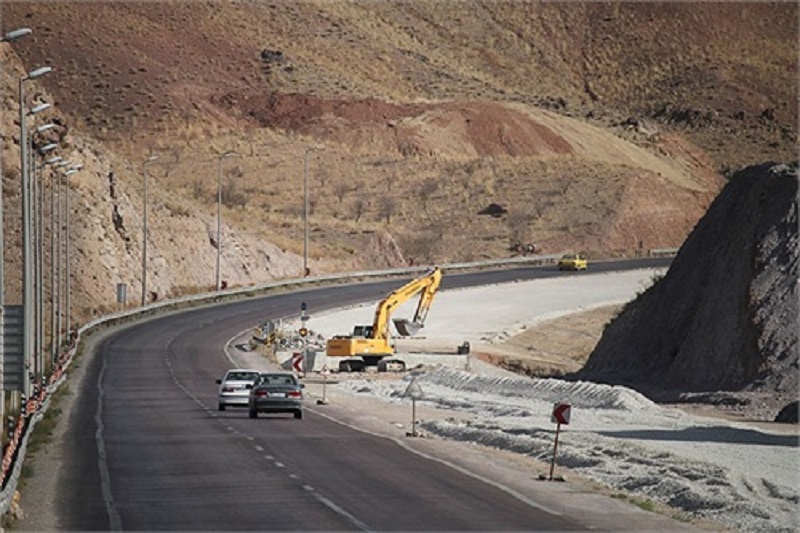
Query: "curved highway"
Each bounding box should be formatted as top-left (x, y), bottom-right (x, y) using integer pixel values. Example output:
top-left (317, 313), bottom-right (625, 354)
top-left (56, 258), bottom-right (670, 530)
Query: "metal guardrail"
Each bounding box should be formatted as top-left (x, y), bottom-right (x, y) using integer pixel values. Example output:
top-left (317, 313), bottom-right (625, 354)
top-left (75, 253), bottom-right (565, 334)
top-left (0, 250), bottom-right (669, 515)
top-left (649, 248), bottom-right (679, 257)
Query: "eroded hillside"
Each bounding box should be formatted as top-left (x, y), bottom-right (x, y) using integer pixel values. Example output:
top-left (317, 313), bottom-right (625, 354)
top-left (0, 1), bottom-right (796, 320)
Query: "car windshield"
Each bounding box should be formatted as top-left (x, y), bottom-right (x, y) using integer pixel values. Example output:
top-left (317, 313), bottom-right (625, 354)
top-left (226, 371), bottom-right (259, 381)
top-left (259, 374), bottom-right (297, 386)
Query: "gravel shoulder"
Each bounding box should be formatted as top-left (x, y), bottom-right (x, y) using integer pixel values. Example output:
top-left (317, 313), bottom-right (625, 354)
top-left (6, 325), bottom-right (111, 531)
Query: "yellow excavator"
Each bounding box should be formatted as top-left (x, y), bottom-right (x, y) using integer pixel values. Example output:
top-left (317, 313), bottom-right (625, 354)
top-left (326, 267), bottom-right (442, 372)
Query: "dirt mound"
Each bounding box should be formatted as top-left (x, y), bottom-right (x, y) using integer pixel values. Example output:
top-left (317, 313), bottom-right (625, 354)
top-left (575, 163), bottom-right (798, 412)
top-left (226, 93), bottom-right (575, 159)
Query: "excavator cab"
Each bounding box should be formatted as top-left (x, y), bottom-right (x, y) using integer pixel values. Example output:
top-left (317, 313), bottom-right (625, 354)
top-left (352, 325), bottom-right (373, 337)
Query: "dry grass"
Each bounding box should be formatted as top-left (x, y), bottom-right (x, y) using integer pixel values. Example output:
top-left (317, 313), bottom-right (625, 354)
top-left (0, 1), bottom-right (795, 316)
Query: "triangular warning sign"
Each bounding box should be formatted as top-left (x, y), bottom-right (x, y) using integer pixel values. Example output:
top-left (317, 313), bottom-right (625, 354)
top-left (404, 378), bottom-right (424, 399)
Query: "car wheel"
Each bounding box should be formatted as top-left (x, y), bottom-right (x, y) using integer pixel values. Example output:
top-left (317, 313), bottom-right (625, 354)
top-left (249, 408), bottom-right (257, 419)
top-left (294, 410), bottom-right (303, 420)
top-left (218, 404), bottom-right (226, 411)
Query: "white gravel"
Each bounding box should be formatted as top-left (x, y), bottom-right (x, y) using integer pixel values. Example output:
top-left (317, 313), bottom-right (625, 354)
top-left (332, 368), bottom-right (798, 532)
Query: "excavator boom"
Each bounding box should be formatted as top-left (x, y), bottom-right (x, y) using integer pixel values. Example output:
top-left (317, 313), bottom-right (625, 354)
top-left (373, 267), bottom-right (442, 339)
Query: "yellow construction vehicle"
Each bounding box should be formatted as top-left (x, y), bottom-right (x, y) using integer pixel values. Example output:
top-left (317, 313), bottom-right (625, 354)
top-left (326, 267), bottom-right (442, 372)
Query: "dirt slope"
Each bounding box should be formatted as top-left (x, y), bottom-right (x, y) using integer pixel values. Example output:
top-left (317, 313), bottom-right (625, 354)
top-left (0, 1), bottom-right (795, 322)
top-left (5, 1), bottom-right (794, 167)
top-left (576, 163), bottom-right (799, 418)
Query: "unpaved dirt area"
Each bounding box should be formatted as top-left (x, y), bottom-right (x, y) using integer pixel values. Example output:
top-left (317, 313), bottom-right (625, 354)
top-left (475, 305), bottom-right (622, 377)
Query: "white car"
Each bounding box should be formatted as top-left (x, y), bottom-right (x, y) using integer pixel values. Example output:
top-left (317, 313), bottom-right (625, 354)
top-left (216, 369), bottom-right (261, 411)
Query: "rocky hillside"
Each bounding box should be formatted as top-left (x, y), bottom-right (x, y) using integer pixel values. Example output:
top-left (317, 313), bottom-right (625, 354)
top-left (0, 2), bottom-right (796, 321)
top-left (577, 163), bottom-right (798, 419)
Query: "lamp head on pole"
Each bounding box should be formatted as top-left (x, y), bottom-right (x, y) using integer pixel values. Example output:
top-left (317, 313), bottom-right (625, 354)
top-left (35, 123), bottom-right (58, 134)
top-left (25, 66), bottom-right (52, 81)
top-left (37, 142), bottom-right (58, 155)
top-left (28, 102), bottom-right (51, 115)
top-left (2, 27), bottom-right (32, 42)
top-left (143, 153), bottom-right (160, 169)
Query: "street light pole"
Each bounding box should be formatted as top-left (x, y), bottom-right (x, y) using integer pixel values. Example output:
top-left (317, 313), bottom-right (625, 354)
top-left (302, 146), bottom-right (325, 277)
top-left (216, 151), bottom-right (235, 291)
top-left (29, 139), bottom-right (56, 387)
top-left (26, 117), bottom-right (55, 374)
top-left (303, 149), bottom-right (308, 276)
top-left (19, 65), bottom-right (52, 399)
top-left (33, 149), bottom-right (59, 381)
top-left (54, 167), bottom-right (63, 361)
top-left (50, 160), bottom-right (70, 366)
top-left (141, 154), bottom-right (159, 306)
top-left (63, 166), bottom-right (81, 349)
top-left (34, 133), bottom-right (59, 379)
top-left (303, 148), bottom-right (312, 277)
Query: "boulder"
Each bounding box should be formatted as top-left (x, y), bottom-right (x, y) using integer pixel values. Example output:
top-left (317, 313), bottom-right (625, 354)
top-left (774, 401), bottom-right (798, 423)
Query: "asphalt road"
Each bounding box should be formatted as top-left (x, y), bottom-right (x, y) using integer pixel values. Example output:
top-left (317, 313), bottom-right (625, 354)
top-left (55, 258), bottom-right (671, 530)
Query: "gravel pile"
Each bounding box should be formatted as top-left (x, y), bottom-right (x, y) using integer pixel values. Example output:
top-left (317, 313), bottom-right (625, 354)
top-left (335, 366), bottom-right (799, 532)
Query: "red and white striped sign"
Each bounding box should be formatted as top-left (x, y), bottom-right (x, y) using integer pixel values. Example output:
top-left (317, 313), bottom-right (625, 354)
top-left (551, 403), bottom-right (571, 425)
top-left (291, 352), bottom-right (303, 373)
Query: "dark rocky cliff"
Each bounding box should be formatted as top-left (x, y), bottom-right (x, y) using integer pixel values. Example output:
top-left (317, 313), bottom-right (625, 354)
top-left (577, 163), bottom-right (798, 402)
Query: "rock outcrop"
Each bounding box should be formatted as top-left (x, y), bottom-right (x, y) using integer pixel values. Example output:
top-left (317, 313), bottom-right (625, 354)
top-left (577, 163), bottom-right (798, 400)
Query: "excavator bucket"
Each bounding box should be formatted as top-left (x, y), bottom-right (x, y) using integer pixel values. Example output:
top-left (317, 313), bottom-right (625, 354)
top-left (394, 318), bottom-right (421, 337)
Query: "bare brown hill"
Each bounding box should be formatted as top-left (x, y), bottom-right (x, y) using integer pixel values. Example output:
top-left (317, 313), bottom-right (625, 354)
top-left (5, 1), bottom-right (794, 167)
top-left (576, 162), bottom-right (799, 420)
top-left (0, 1), bottom-right (796, 320)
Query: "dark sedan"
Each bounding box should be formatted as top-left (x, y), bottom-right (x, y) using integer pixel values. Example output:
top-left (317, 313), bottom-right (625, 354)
top-left (248, 372), bottom-right (304, 419)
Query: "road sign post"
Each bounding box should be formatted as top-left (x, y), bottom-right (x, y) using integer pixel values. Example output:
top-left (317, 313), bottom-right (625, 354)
top-left (549, 403), bottom-right (571, 481)
top-left (410, 397), bottom-right (417, 437)
top-left (300, 302), bottom-right (309, 377)
top-left (317, 365), bottom-right (330, 405)
top-left (403, 378), bottom-right (424, 437)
